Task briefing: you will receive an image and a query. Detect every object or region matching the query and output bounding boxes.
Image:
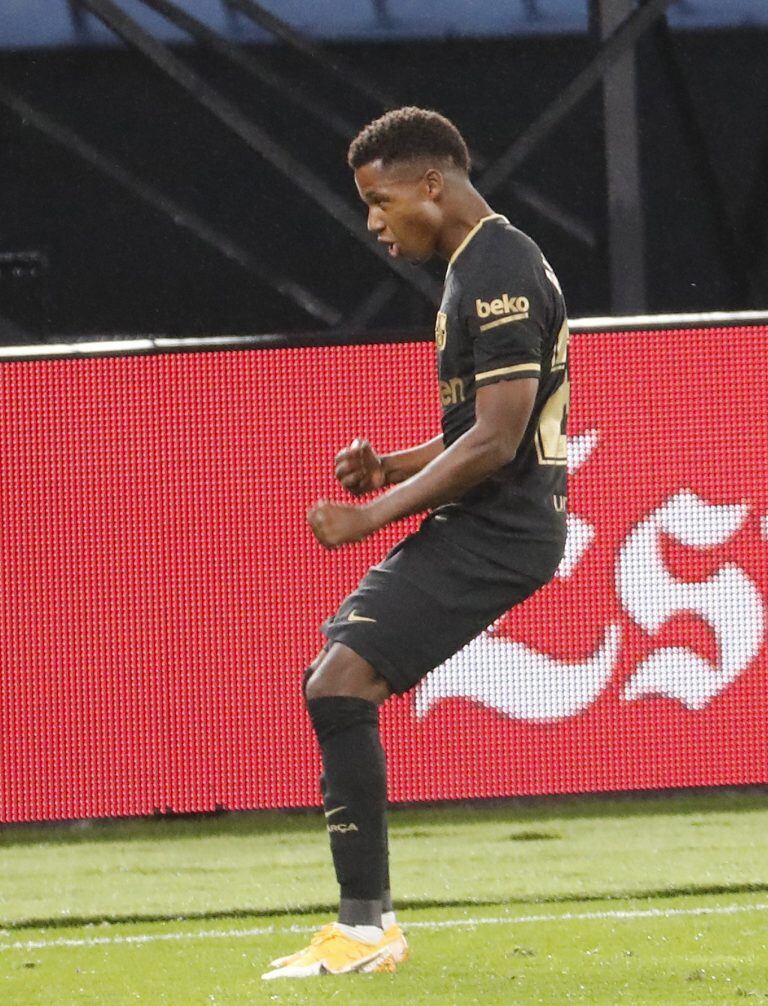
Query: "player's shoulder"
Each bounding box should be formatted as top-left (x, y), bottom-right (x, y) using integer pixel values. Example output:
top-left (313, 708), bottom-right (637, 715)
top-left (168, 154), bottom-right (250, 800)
top-left (452, 215), bottom-right (544, 279)
top-left (483, 215), bottom-right (541, 254)
top-left (450, 216), bottom-right (550, 308)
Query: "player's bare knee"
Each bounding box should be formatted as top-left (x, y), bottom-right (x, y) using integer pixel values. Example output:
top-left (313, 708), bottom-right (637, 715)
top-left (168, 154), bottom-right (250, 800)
top-left (301, 665), bottom-right (316, 698)
top-left (301, 647), bottom-right (329, 698)
top-left (306, 674), bottom-right (388, 704)
top-left (304, 643), bottom-right (390, 704)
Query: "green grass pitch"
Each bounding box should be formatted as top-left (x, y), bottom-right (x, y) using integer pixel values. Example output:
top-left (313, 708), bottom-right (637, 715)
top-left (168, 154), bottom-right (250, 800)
top-left (1, 790), bottom-right (767, 1004)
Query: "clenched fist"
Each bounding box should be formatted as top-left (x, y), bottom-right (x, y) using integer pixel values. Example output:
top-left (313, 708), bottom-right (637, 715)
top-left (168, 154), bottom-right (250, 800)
top-left (334, 437), bottom-right (386, 496)
top-left (307, 499), bottom-right (378, 550)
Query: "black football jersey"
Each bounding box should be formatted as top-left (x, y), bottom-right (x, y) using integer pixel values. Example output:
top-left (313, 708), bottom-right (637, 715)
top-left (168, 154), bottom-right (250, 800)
top-left (435, 214), bottom-right (569, 552)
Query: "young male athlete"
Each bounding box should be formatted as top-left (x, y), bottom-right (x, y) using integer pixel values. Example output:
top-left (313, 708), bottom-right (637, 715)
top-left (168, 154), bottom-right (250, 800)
top-left (262, 106), bottom-right (569, 980)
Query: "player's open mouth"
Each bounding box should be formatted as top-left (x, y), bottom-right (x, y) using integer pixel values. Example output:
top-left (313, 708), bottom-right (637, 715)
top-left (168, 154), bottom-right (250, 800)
top-left (387, 242), bottom-right (400, 258)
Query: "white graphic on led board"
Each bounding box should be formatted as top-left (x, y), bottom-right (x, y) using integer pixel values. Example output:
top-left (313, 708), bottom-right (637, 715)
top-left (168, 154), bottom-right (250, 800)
top-left (415, 439), bottom-right (766, 721)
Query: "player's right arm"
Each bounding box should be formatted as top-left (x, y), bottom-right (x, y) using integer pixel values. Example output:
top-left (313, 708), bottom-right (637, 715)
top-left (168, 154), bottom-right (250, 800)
top-left (335, 434), bottom-right (444, 495)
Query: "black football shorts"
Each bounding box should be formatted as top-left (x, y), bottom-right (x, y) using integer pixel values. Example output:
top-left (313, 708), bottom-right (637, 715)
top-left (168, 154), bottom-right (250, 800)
top-left (320, 505), bottom-right (561, 695)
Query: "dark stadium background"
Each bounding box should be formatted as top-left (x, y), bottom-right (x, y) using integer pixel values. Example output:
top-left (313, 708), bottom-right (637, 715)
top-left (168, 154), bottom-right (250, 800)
top-left (1, 11), bottom-right (766, 339)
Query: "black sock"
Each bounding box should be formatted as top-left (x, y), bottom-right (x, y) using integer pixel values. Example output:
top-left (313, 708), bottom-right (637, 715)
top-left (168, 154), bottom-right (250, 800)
top-left (307, 696), bottom-right (387, 927)
top-left (382, 818), bottom-right (393, 914)
top-left (322, 773), bottom-right (393, 921)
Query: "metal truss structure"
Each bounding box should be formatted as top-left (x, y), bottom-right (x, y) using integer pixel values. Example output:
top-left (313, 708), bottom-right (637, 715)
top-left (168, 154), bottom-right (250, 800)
top-left (0, 0), bottom-right (760, 334)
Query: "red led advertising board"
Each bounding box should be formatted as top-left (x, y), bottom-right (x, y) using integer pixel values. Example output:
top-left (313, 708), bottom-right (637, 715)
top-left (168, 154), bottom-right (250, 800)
top-left (0, 324), bottom-right (766, 822)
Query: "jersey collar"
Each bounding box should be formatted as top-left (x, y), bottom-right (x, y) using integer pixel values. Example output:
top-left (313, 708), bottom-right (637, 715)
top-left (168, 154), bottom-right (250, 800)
top-left (447, 213), bottom-right (507, 271)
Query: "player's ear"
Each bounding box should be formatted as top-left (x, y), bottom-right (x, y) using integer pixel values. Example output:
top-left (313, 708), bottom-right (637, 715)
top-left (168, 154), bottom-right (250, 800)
top-left (423, 168), bottom-right (445, 200)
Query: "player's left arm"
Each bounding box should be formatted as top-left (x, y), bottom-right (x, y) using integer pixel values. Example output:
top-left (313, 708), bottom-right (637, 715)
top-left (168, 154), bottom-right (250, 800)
top-left (369, 375), bottom-right (537, 518)
top-left (308, 377), bottom-right (537, 548)
top-left (308, 240), bottom-right (552, 549)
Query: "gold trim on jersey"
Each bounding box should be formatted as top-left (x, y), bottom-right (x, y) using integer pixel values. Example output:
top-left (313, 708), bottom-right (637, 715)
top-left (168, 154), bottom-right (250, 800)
top-left (535, 375), bottom-right (569, 466)
top-left (475, 362), bottom-right (541, 382)
top-left (434, 311), bottom-right (447, 351)
top-left (447, 214), bottom-right (507, 269)
top-left (479, 311), bottom-right (530, 332)
top-left (551, 317), bottom-right (569, 370)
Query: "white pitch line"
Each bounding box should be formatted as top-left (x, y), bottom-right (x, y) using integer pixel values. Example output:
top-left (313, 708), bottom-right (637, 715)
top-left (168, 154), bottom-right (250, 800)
top-left (2, 901), bottom-right (767, 954)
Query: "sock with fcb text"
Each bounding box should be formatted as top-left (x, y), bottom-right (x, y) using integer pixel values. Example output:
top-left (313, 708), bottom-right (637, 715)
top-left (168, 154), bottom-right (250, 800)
top-left (307, 696), bottom-right (387, 931)
top-left (318, 775), bottom-right (394, 930)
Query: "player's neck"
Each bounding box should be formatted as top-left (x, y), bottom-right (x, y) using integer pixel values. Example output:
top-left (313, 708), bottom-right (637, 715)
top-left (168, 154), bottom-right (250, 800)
top-left (436, 187), bottom-right (496, 262)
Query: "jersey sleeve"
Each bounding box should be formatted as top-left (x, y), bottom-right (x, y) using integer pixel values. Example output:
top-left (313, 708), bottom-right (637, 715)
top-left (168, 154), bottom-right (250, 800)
top-left (460, 251), bottom-right (546, 389)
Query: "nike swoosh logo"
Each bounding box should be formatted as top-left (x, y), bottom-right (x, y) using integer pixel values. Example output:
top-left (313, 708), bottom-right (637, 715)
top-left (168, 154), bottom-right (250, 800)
top-left (324, 805), bottom-right (347, 819)
top-left (348, 610), bottom-right (377, 623)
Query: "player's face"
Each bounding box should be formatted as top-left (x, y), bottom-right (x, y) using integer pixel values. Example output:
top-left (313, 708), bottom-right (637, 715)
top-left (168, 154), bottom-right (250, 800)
top-left (354, 159), bottom-right (442, 264)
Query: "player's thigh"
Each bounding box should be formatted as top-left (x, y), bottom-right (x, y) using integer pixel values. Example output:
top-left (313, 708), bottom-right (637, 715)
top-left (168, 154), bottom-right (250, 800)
top-left (304, 642), bottom-right (392, 705)
top-left (320, 510), bottom-right (552, 696)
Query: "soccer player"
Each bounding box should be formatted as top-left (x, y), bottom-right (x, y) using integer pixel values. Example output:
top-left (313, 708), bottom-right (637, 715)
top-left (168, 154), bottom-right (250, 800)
top-left (262, 106), bottom-right (569, 980)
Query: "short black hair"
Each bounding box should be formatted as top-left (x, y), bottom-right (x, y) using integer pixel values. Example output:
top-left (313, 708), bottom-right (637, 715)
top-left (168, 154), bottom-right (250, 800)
top-left (347, 106), bottom-right (471, 174)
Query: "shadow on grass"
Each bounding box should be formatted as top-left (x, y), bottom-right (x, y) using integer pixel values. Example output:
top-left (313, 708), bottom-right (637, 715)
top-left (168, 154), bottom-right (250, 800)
top-left (4, 882), bottom-right (768, 933)
top-left (1, 786), bottom-right (766, 850)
